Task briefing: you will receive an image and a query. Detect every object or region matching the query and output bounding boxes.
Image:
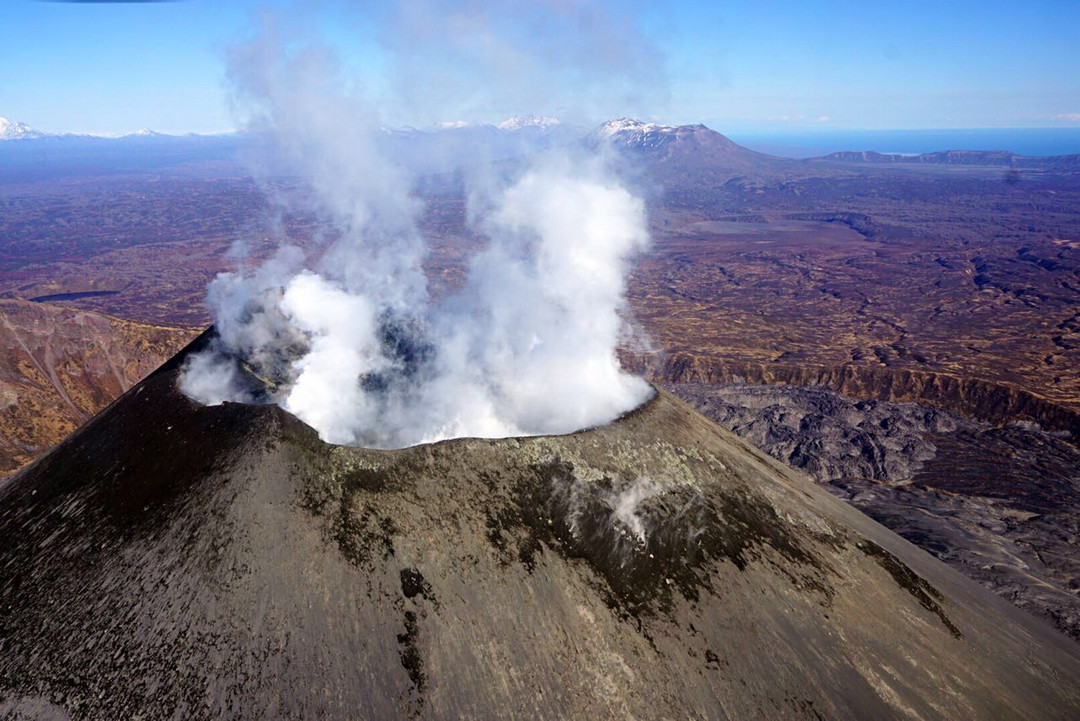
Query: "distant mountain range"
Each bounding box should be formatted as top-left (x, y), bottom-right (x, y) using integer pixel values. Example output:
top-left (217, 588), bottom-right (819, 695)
top-left (383, 114), bottom-right (571, 136)
top-left (0, 117), bottom-right (200, 142)
top-left (818, 148), bottom-right (1080, 170)
top-left (0, 113), bottom-right (569, 141)
top-left (0, 117), bottom-right (46, 140)
top-left (4, 114), bottom-right (1078, 176)
top-left (592, 120), bottom-right (1080, 172)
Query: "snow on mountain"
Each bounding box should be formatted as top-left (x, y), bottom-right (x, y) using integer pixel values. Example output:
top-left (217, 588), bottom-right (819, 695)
top-left (596, 118), bottom-right (676, 138)
top-left (496, 115), bottom-right (561, 131)
top-left (0, 117), bottom-right (48, 140)
top-left (383, 116), bottom-right (565, 134)
top-left (0, 119), bottom-right (180, 141)
top-left (592, 118), bottom-right (686, 150)
top-left (590, 117), bottom-right (781, 172)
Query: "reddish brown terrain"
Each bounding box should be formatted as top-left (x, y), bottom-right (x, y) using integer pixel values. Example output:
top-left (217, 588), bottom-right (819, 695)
top-left (627, 208), bottom-right (1080, 434)
top-left (616, 126), bottom-right (1080, 432)
top-left (0, 299), bottom-right (196, 476)
top-left (5, 131), bottom-right (1076, 433)
top-left (2, 130), bottom-right (1078, 443)
top-left (1, 125), bottom-right (1078, 642)
top-left (0, 172), bottom-right (278, 325)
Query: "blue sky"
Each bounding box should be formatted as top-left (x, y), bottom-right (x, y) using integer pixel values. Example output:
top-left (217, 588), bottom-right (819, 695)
top-left (1, 0), bottom-right (1077, 135)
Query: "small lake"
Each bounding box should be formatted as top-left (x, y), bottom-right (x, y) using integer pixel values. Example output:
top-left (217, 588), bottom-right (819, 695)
top-left (29, 290), bottom-right (119, 302)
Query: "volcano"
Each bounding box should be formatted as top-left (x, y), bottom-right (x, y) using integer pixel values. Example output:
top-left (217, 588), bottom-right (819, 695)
top-left (593, 118), bottom-right (784, 175)
top-left (1, 331), bottom-right (1079, 719)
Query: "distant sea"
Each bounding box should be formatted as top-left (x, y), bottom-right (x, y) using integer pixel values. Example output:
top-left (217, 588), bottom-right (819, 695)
top-left (727, 128), bottom-right (1080, 159)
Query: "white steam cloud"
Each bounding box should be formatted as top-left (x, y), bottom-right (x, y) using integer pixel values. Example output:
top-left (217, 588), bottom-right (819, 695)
top-left (179, 4), bottom-right (656, 448)
top-left (613, 476), bottom-right (663, 543)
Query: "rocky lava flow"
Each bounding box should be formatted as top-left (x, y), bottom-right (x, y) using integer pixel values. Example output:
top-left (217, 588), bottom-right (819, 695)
top-left (669, 381), bottom-right (1080, 643)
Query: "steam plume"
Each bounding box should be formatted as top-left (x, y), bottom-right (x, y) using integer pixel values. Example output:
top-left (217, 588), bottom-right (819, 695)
top-left (179, 4), bottom-right (656, 448)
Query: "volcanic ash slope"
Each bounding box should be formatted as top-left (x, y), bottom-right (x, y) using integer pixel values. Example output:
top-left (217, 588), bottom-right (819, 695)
top-left (1, 334), bottom-right (1079, 719)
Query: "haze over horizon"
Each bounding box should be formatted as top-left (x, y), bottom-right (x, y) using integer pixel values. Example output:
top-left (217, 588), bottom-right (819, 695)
top-left (2, 0), bottom-right (1078, 137)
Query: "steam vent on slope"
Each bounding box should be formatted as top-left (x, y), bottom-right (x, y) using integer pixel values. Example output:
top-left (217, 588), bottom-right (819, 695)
top-left (1, 330), bottom-right (1079, 719)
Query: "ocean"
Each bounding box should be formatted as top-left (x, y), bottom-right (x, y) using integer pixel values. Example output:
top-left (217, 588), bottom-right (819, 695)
top-left (727, 128), bottom-right (1080, 159)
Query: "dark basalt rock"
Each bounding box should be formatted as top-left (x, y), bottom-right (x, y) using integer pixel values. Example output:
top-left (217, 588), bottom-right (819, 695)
top-left (1, 335), bottom-right (1079, 719)
top-left (668, 380), bottom-right (1080, 645)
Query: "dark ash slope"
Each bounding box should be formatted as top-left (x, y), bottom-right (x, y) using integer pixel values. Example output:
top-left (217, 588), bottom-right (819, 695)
top-left (1, 335), bottom-right (1079, 719)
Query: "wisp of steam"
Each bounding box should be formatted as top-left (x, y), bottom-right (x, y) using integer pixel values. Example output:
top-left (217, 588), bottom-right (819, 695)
top-left (179, 7), bottom-right (655, 449)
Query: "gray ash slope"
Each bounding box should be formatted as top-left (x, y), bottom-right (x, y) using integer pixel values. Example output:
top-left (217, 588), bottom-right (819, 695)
top-left (669, 381), bottom-right (1080, 644)
top-left (2, 334), bottom-right (1080, 719)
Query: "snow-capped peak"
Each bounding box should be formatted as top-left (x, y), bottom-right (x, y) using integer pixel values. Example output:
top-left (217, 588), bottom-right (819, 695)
top-left (129, 128), bottom-right (161, 137)
top-left (0, 117), bottom-right (47, 140)
top-left (496, 115), bottom-right (561, 131)
top-left (596, 118), bottom-right (676, 138)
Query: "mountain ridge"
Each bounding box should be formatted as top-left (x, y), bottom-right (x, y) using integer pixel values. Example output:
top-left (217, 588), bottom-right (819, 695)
top-left (817, 148), bottom-right (1080, 169)
top-left (0, 117), bottom-right (46, 140)
top-left (6, 114), bottom-right (1078, 167)
top-left (592, 117), bottom-right (782, 169)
